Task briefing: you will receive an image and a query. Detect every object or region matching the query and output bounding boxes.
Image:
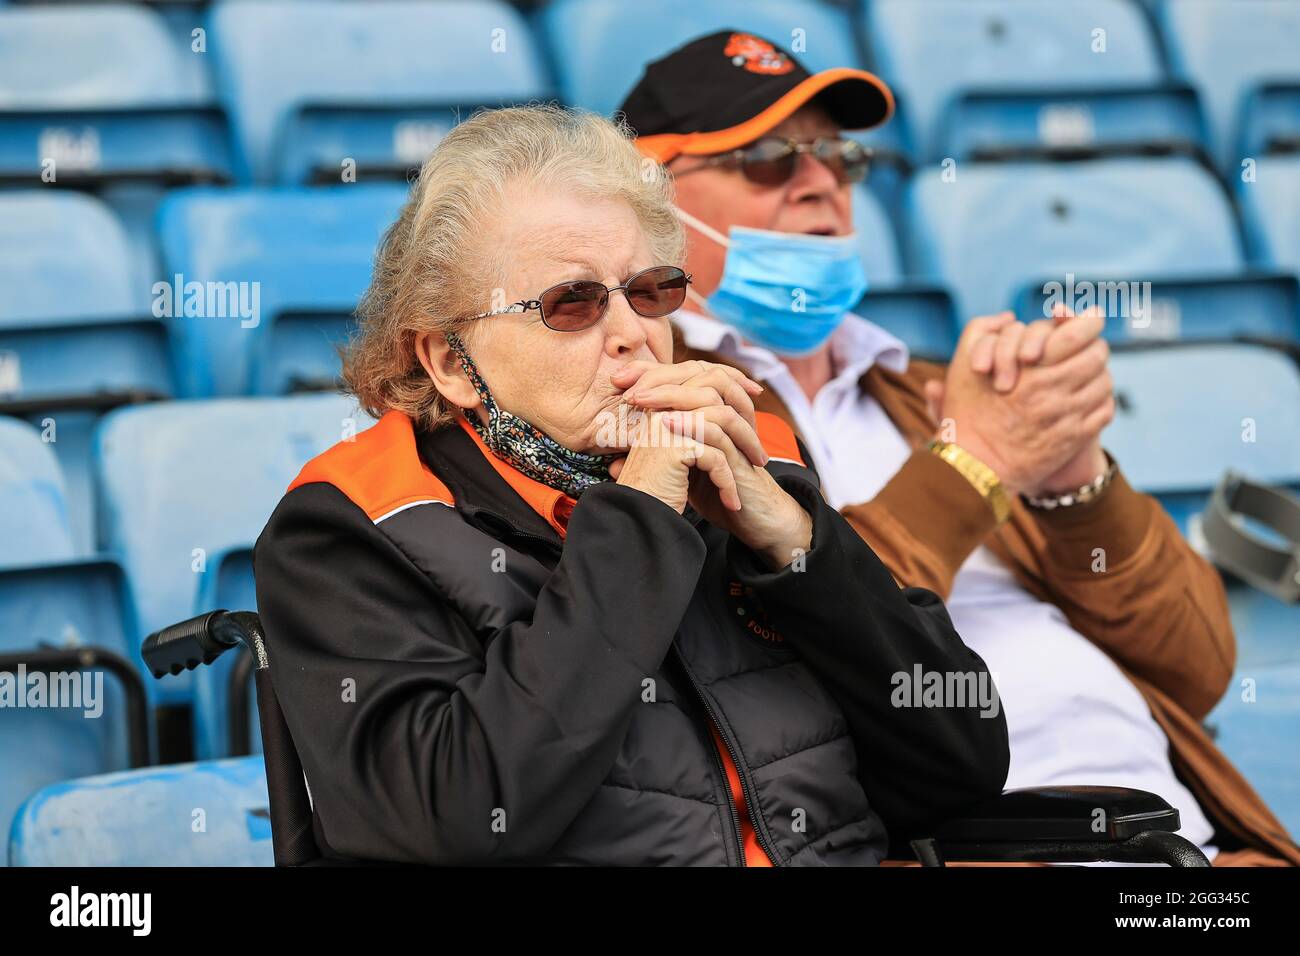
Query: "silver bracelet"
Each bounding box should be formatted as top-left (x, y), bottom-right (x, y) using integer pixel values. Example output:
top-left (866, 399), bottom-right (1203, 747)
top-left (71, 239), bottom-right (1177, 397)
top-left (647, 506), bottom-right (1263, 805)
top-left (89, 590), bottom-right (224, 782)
top-left (1023, 459), bottom-right (1118, 510)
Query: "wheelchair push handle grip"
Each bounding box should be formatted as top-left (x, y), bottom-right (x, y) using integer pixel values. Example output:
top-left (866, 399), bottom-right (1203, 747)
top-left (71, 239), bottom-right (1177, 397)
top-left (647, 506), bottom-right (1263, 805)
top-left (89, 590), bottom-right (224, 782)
top-left (142, 610), bottom-right (241, 678)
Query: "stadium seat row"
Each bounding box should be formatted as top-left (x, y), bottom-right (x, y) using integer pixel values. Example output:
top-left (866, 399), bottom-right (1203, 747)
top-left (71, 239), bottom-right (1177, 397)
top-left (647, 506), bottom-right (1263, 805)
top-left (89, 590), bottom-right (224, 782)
top-left (1, 1), bottom-right (1298, 187)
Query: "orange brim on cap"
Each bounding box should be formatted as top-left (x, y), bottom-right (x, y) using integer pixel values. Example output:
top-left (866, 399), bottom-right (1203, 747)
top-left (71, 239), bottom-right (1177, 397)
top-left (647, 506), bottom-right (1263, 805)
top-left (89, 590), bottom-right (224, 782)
top-left (635, 67), bottom-right (895, 164)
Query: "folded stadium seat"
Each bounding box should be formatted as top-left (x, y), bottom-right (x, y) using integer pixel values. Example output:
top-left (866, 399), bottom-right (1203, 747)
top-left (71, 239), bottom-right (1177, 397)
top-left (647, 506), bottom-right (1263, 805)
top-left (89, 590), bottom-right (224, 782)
top-left (1015, 274), bottom-right (1300, 349)
top-left (864, 0), bottom-right (1204, 164)
top-left (1238, 154), bottom-right (1300, 277)
top-left (0, 191), bottom-right (176, 554)
top-left (93, 393), bottom-right (374, 707)
top-left (156, 184), bottom-right (407, 397)
top-left (0, 418), bottom-right (148, 863)
top-left (8, 756), bottom-right (273, 866)
top-left (858, 286), bottom-right (961, 363)
top-left (207, 0), bottom-right (547, 184)
top-left (0, 3), bottom-right (234, 292)
top-left (1160, 0), bottom-right (1300, 172)
top-left (905, 156), bottom-right (1246, 323)
top-left (541, 0), bottom-right (867, 119)
top-left (1105, 342), bottom-right (1300, 660)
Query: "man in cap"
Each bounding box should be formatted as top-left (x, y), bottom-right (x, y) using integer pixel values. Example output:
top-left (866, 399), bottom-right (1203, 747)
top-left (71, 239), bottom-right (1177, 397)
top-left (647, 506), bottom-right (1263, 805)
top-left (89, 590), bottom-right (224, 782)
top-left (618, 30), bottom-right (1295, 866)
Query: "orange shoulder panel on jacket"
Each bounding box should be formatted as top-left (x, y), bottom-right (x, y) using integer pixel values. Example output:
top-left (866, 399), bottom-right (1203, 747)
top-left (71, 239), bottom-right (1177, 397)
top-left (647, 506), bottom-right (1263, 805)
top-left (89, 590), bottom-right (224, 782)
top-left (754, 411), bottom-right (804, 466)
top-left (287, 409), bottom-right (454, 522)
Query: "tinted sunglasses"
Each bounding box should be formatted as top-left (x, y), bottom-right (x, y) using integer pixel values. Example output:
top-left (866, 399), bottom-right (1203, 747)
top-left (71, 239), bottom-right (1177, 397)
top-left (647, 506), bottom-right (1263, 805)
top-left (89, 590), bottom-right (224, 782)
top-left (468, 265), bottom-right (692, 332)
top-left (676, 136), bottom-right (872, 187)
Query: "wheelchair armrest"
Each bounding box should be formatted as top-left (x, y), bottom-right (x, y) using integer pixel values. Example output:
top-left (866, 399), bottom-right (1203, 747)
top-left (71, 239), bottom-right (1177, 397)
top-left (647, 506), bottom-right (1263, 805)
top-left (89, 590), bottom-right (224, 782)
top-left (897, 786), bottom-right (1211, 867)
top-left (931, 786), bottom-right (1180, 842)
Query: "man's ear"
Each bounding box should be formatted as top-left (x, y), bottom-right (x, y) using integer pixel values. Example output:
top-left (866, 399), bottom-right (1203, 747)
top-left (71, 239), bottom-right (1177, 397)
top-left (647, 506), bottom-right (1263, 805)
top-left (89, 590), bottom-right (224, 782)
top-left (414, 330), bottom-right (479, 411)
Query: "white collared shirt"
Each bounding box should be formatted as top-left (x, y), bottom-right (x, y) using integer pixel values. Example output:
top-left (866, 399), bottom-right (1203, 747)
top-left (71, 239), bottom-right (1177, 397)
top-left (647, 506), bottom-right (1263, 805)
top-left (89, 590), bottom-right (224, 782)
top-left (673, 306), bottom-right (1217, 861)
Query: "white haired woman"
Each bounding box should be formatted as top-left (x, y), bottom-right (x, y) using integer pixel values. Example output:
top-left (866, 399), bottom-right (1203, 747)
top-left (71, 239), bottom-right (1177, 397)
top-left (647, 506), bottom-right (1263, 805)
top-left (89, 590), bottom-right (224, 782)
top-left (254, 105), bottom-right (1008, 866)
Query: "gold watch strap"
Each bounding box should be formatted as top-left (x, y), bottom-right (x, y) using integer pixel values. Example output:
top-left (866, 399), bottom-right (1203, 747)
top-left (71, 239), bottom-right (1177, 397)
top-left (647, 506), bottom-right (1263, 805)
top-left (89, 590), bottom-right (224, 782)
top-left (925, 440), bottom-right (1012, 525)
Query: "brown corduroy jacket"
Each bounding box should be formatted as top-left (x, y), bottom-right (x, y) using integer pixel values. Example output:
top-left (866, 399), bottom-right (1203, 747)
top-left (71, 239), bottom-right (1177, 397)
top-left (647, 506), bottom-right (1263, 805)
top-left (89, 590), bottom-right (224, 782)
top-left (679, 335), bottom-right (1299, 864)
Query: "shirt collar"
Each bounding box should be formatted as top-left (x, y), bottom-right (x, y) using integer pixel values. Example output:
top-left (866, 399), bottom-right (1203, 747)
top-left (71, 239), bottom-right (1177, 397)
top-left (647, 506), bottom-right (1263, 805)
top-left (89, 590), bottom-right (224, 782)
top-left (671, 307), bottom-right (909, 386)
top-left (456, 416), bottom-right (575, 537)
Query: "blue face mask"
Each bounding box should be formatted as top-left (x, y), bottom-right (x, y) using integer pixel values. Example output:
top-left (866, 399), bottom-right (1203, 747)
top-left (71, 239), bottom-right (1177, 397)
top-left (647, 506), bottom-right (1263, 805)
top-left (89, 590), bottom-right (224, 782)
top-left (677, 207), bottom-right (869, 356)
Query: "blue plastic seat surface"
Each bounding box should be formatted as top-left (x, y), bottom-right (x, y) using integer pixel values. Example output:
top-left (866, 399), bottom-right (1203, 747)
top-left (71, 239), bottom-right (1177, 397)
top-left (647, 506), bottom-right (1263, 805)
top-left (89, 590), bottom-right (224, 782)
top-left (94, 394), bottom-right (373, 703)
top-left (906, 157), bottom-right (1243, 321)
top-left (210, 0), bottom-right (548, 182)
top-left (157, 184), bottom-right (408, 396)
top-left (1105, 343), bottom-right (1300, 494)
top-left (9, 757), bottom-right (273, 866)
top-left (542, 0), bottom-right (864, 120)
top-left (866, 0), bottom-right (1163, 159)
top-left (1161, 0), bottom-right (1300, 170)
top-left (0, 417), bottom-right (71, 568)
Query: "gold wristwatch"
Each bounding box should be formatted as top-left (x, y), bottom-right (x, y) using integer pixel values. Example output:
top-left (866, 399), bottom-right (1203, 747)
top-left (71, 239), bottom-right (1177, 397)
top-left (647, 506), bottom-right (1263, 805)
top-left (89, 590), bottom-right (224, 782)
top-left (925, 440), bottom-right (1012, 525)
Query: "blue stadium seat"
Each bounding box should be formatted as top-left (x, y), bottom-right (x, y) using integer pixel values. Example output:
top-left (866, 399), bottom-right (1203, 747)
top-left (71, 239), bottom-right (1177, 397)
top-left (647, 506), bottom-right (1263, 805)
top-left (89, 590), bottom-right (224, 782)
top-left (542, 0), bottom-right (865, 120)
top-left (9, 757), bottom-right (273, 866)
top-left (1160, 0), bottom-right (1300, 171)
top-left (1238, 155), bottom-right (1300, 276)
top-left (1105, 344), bottom-right (1300, 497)
top-left (905, 156), bottom-right (1244, 321)
top-left (852, 184), bottom-right (901, 285)
top-left (1205, 664), bottom-right (1300, 839)
top-left (0, 417), bottom-right (71, 568)
top-left (0, 3), bottom-right (227, 310)
top-left (1105, 343), bottom-right (1300, 725)
top-left (0, 557), bottom-right (143, 863)
top-left (208, 0), bottom-right (548, 183)
top-left (857, 286), bottom-right (961, 361)
top-left (156, 184), bottom-right (407, 397)
top-left (865, 0), bottom-right (1174, 162)
top-left (0, 191), bottom-right (173, 554)
top-left (94, 394), bottom-right (373, 703)
top-left (1014, 274), bottom-right (1300, 347)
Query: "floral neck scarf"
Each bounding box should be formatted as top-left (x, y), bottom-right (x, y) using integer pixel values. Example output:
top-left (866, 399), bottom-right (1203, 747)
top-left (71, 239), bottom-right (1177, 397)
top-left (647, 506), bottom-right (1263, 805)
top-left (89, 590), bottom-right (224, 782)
top-left (444, 331), bottom-right (617, 499)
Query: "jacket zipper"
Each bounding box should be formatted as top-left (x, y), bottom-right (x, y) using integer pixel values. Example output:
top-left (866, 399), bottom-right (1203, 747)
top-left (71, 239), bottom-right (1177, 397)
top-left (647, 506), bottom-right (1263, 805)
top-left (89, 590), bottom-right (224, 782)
top-left (482, 503), bottom-right (768, 864)
top-left (671, 642), bottom-right (778, 867)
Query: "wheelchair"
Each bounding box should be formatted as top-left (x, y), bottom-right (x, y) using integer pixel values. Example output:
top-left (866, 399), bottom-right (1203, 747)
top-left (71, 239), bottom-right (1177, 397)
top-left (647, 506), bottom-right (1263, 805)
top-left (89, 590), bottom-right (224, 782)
top-left (140, 609), bottom-right (1212, 868)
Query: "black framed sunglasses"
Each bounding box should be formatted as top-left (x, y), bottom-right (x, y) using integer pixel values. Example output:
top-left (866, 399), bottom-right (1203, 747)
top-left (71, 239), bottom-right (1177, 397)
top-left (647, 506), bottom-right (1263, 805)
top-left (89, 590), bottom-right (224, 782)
top-left (676, 136), bottom-right (873, 187)
top-left (467, 265), bottom-right (692, 332)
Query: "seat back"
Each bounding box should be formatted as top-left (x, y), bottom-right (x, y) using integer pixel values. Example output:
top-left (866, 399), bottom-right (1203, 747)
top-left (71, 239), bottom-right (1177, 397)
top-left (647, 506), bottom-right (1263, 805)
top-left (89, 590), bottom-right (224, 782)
top-left (1015, 273), bottom-right (1300, 346)
top-left (0, 558), bottom-right (137, 863)
top-left (1161, 0), bottom-right (1300, 170)
top-left (858, 286), bottom-right (960, 361)
top-left (1239, 155), bottom-right (1300, 275)
top-left (906, 156), bottom-right (1243, 320)
top-left (542, 0), bottom-right (864, 119)
top-left (0, 5), bottom-right (226, 185)
top-left (0, 191), bottom-right (138, 324)
top-left (0, 417), bottom-right (71, 568)
top-left (157, 184), bottom-right (407, 396)
top-left (209, 0), bottom-right (548, 182)
top-left (8, 757), bottom-right (274, 866)
top-left (94, 394), bottom-right (372, 702)
top-left (866, 0), bottom-right (1165, 160)
top-left (1104, 343), bottom-right (1300, 494)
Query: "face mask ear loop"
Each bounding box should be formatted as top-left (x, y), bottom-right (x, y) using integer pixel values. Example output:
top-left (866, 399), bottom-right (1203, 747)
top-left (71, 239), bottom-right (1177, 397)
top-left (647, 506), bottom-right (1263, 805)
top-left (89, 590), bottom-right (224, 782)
top-left (674, 206), bottom-right (731, 248)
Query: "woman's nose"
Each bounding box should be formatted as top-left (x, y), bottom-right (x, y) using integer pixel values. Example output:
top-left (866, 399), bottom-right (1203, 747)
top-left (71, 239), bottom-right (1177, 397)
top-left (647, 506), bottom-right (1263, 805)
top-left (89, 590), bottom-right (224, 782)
top-left (603, 293), bottom-right (649, 355)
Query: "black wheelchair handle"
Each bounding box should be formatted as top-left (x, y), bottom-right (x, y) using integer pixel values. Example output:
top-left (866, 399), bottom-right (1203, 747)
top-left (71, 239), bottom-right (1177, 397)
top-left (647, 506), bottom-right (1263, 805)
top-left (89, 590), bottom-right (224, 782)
top-left (142, 609), bottom-right (241, 678)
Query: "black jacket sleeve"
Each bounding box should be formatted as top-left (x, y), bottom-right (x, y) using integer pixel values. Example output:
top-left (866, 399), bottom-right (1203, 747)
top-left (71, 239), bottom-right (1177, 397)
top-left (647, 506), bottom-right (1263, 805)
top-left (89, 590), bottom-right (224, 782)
top-left (253, 480), bottom-right (706, 865)
top-left (726, 470), bottom-right (1010, 836)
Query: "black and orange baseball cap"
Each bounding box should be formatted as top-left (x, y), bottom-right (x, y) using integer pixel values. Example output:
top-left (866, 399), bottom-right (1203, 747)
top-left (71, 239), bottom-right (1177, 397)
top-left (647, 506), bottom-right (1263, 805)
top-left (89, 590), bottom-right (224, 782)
top-left (619, 30), bottom-right (895, 164)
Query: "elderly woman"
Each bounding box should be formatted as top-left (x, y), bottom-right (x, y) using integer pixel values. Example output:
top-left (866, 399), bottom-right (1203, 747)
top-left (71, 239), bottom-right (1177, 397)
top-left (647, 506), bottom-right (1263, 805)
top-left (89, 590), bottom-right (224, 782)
top-left (254, 105), bottom-right (1007, 866)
